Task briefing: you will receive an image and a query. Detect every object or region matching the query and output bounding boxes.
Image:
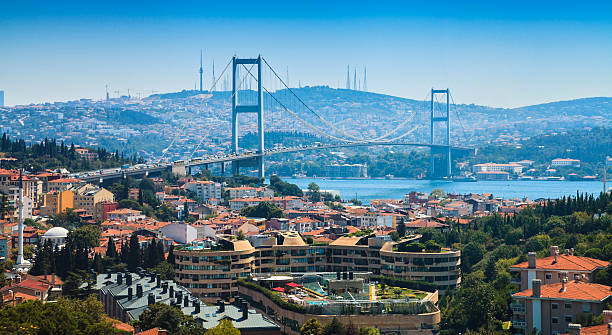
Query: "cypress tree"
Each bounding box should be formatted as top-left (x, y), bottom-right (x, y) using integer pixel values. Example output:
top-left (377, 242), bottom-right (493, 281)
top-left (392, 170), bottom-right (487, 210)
top-left (106, 237), bottom-right (118, 258)
top-left (127, 234), bottom-right (141, 271)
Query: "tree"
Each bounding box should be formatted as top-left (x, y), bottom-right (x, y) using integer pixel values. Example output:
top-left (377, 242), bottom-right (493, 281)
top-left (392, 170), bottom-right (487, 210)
top-left (300, 318), bottom-right (323, 335)
top-left (462, 242), bottom-right (485, 272)
top-left (323, 318), bottom-right (345, 335)
top-left (149, 261), bottom-right (175, 280)
top-left (68, 225), bottom-right (101, 250)
top-left (0, 295), bottom-right (127, 335)
top-left (484, 257), bottom-right (498, 283)
top-left (106, 237), bottom-right (118, 258)
top-left (359, 327), bottom-right (380, 335)
top-left (203, 319), bottom-right (239, 335)
top-left (127, 233), bottom-right (141, 271)
top-left (307, 182), bottom-right (321, 202)
top-left (133, 303), bottom-right (199, 334)
top-left (396, 218), bottom-right (406, 237)
top-left (389, 231), bottom-right (400, 242)
top-left (240, 202), bottom-right (284, 220)
top-left (236, 230), bottom-right (246, 240)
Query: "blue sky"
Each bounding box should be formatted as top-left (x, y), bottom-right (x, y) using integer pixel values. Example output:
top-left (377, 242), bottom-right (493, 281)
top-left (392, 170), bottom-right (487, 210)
top-left (2, 1), bottom-right (612, 107)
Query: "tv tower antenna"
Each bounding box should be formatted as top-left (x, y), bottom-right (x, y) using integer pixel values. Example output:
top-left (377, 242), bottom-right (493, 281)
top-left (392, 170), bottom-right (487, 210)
top-left (363, 66), bottom-right (367, 92)
top-left (346, 65), bottom-right (350, 89)
top-left (199, 50), bottom-right (204, 92)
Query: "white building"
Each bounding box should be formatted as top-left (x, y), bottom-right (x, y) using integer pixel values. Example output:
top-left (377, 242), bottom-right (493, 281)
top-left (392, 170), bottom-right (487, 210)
top-left (183, 181), bottom-right (222, 202)
top-left (551, 158), bottom-right (581, 167)
top-left (472, 163), bottom-right (523, 174)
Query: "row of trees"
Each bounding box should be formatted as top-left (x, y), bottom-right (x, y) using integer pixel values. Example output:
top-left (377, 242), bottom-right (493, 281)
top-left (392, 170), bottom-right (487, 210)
top-left (0, 133), bottom-right (137, 172)
top-left (300, 318), bottom-right (380, 335)
top-left (433, 191), bottom-right (612, 334)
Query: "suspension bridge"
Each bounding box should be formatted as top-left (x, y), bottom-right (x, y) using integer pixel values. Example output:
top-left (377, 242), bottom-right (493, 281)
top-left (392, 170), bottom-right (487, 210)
top-left (71, 55), bottom-right (473, 183)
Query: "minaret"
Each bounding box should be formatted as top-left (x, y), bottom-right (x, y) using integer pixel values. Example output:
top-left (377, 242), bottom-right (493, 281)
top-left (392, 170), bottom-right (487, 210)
top-left (346, 65), bottom-right (350, 89)
top-left (199, 50), bottom-right (203, 92)
top-left (363, 66), bottom-right (367, 92)
top-left (353, 69), bottom-right (357, 91)
top-left (105, 84), bottom-right (110, 101)
top-left (15, 169), bottom-right (29, 268)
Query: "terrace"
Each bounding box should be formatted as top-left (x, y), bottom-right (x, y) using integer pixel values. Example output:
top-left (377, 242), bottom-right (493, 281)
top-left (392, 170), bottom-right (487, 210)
top-left (244, 272), bottom-right (438, 316)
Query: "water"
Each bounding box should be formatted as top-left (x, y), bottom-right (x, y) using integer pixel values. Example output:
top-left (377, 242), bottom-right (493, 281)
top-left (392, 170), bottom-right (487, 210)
top-left (281, 178), bottom-right (606, 202)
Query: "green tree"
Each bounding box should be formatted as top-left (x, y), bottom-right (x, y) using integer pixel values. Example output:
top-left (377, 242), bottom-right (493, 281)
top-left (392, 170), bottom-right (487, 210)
top-left (203, 319), bottom-right (240, 335)
top-left (322, 318), bottom-right (345, 335)
top-left (359, 327), bottom-right (380, 335)
top-left (307, 182), bottom-right (321, 202)
top-left (240, 202), bottom-right (284, 220)
top-left (396, 218), bottom-right (406, 237)
top-left (0, 295), bottom-right (128, 335)
top-left (68, 225), bottom-right (101, 250)
top-left (149, 261), bottom-right (175, 280)
top-left (133, 303), bottom-right (199, 334)
top-left (462, 242), bottom-right (485, 272)
top-left (106, 237), bottom-right (118, 258)
top-left (127, 233), bottom-right (141, 271)
top-left (300, 318), bottom-right (323, 335)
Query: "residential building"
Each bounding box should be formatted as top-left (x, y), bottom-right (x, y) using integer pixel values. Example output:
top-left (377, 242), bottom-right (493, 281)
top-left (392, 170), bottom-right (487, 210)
top-left (96, 272), bottom-right (280, 334)
top-left (47, 178), bottom-right (83, 193)
top-left (175, 233), bottom-right (461, 301)
top-left (74, 148), bottom-right (98, 161)
top-left (511, 278), bottom-right (612, 335)
top-left (106, 208), bottom-right (145, 222)
top-left (563, 311), bottom-right (612, 335)
top-left (0, 236), bottom-right (8, 261)
top-left (509, 247), bottom-right (610, 291)
top-left (183, 180), bottom-right (222, 202)
top-left (74, 186), bottom-right (114, 219)
top-left (226, 186), bottom-right (274, 199)
top-left (40, 190), bottom-right (74, 216)
top-left (95, 201), bottom-right (119, 221)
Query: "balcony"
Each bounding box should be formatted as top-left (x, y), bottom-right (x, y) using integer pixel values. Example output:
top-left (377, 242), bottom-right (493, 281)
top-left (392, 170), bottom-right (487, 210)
top-left (512, 320), bottom-right (526, 329)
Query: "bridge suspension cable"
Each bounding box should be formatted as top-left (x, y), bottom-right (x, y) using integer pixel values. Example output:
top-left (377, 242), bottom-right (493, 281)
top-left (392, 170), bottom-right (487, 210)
top-left (157, 57), bottom-right (234, 163)
top-left (261, 57), bottom-right (423, 144)
top-left (188, 62), bottom-right (257, 159)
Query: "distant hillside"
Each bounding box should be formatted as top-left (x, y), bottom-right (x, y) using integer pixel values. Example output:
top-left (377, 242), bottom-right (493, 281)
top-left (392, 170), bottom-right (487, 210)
top-left (146, 86), bottom-right (611, 146)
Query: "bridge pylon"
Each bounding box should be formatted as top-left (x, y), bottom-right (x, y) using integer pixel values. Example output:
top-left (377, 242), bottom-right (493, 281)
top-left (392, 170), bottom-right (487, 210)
top-left (232, 56), bottom-right (264, 178)
top-left (430, 88), bottom-right (451, 179)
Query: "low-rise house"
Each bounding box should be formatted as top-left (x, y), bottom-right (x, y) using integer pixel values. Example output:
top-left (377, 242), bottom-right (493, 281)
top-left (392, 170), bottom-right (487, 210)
top-left (512, 278), bottom-right (612, 334)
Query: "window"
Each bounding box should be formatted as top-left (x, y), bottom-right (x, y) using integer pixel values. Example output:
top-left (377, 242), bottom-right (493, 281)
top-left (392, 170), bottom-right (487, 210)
top-left (582, 303), bottom-right (591, 313)
top-left (564, 316), bottom-right (572, 323)
top-left (545, 273), bottom-right (552, 280)
top-left (552, 303), bottom-right (558, 310)
top-left (552, 317), bottom-right (559, 324)
top-left (564, 303), bottom-right (572, 309)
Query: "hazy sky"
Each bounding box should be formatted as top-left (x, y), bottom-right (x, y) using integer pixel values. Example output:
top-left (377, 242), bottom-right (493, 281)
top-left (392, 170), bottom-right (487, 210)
top-left (2, 1), bottom-right (612, 107)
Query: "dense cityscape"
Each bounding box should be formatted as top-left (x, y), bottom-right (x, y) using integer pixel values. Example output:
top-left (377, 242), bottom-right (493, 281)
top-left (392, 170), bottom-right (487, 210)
top-left (2, 2), bottom-right (612, 335)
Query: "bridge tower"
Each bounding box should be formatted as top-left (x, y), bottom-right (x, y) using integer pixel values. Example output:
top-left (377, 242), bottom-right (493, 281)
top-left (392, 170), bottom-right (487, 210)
top-left (232, 56), bottom-right (265, 177)
top-left (430, 88), bottom-right (451, 179)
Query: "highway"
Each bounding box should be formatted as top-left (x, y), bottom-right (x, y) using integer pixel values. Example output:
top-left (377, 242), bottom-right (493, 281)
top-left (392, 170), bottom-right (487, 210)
top-left (70, 142), bottom-right (473, 182)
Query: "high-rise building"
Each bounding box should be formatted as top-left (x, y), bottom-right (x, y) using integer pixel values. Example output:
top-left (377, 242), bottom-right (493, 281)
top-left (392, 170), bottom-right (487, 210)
top-left (0, 90), bottom-right (4, 107)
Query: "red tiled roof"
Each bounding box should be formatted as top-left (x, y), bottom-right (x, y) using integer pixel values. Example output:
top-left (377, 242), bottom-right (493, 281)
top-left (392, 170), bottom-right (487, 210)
top-left (510, 255), bottom-right (609, 272)
top-left (513, 280), bottom-right (612, 301)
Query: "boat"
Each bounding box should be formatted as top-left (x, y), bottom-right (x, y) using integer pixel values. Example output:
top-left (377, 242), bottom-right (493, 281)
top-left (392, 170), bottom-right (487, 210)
top-left (452, 176), bottom-right (477, 182)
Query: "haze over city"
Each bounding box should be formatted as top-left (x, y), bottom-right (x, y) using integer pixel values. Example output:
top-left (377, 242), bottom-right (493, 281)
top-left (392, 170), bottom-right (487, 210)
top-left (3, 0), bottom-right (612, 107)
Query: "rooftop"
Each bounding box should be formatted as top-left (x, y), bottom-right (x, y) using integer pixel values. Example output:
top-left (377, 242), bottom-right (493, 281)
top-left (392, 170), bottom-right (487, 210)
top-left (513, 280), bottom-right (612, 302)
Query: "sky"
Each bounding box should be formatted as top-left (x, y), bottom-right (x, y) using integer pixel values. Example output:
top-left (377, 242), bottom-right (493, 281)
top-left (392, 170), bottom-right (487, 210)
top-left (1, 1), bottom-right (612, 107)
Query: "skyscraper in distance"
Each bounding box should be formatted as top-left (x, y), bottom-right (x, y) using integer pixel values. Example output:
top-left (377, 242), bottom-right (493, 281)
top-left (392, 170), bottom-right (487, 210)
top-left (0, 90), bottom-right (4, 107)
